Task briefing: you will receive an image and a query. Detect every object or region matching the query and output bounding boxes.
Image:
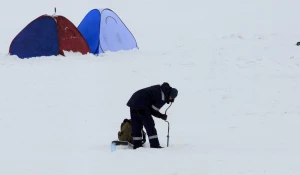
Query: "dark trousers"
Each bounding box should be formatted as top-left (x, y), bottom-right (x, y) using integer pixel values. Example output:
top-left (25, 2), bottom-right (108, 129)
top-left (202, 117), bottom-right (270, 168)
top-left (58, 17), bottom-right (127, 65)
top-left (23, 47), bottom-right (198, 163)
top-left (130, 108), bottom-right (160, 148)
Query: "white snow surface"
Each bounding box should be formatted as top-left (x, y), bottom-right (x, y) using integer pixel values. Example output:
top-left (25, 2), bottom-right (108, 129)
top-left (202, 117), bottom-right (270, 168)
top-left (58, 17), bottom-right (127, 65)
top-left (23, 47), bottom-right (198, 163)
top-left (1, 0), bottom-right (300, 174)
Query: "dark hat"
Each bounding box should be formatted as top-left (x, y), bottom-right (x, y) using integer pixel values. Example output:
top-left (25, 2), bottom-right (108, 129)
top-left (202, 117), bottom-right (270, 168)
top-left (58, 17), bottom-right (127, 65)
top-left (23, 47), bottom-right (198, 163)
top-left (170, 88), bottom-right (178, 98)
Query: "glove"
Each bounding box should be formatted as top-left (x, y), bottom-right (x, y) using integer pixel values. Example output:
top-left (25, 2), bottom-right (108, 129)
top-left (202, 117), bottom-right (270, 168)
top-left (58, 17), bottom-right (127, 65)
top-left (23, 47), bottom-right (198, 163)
top-left (160, 114), bottom-right (168, 120)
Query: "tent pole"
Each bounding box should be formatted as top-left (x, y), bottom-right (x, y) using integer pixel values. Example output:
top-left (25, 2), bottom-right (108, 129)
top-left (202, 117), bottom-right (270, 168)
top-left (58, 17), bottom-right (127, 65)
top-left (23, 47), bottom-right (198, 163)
top-left (52, 7), bottom-right (56, 16)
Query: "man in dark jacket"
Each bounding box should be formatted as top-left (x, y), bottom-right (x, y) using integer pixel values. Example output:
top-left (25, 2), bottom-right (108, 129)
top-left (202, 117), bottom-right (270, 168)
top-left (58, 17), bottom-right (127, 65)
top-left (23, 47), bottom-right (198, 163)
top-left (126, 82), bottom-right (178, 149)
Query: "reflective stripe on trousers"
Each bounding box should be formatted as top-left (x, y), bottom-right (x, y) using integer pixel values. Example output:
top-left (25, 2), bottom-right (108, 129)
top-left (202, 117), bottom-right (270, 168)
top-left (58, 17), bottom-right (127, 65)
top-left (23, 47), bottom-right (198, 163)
top-left (148, 135), bottom-right (158, 139)
top-left (133, 136), bottom-right (143, 140)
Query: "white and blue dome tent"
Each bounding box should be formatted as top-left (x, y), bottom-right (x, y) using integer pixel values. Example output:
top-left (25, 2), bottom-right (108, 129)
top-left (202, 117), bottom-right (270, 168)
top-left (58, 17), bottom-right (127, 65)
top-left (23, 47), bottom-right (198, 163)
top-left (77, 8), bottom-right (138, 54)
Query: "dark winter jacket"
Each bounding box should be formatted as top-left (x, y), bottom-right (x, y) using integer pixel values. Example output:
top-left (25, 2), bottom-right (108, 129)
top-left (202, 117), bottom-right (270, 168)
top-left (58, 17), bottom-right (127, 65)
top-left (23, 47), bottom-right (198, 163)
top-left (126, 82), bottom-right (173, 117)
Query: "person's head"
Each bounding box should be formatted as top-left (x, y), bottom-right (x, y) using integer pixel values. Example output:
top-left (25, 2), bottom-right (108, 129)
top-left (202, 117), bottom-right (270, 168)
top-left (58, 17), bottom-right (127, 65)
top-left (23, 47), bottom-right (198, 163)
top-left (168, 88), bottom-right (178, 103)
top-left (160, 82), bottom-right (178, 103)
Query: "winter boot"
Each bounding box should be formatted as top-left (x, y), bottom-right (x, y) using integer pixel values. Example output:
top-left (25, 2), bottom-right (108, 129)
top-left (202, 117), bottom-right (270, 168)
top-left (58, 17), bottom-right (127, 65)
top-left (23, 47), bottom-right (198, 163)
top-left (150, 145), bottom-right (164, 148)
top-left (133, 140), bottom-right (143, 149)
top-left (149, 138), bottom-right (163, 148)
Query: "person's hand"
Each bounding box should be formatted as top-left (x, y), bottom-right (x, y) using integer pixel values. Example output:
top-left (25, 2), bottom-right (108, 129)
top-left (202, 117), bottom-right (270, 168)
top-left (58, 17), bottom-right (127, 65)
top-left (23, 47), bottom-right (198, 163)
top-left (160, 114), bottom-right (168, 120)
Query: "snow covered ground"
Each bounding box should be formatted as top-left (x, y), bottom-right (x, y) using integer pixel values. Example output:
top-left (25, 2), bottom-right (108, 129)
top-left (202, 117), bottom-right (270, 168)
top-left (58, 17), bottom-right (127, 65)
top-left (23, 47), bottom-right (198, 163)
top-left (1, 0), bottom-right (300, 174)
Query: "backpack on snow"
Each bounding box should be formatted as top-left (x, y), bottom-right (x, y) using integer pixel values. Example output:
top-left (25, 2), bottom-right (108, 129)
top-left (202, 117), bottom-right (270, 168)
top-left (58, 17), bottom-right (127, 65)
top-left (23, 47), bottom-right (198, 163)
top-left (118, 118), bottom-right (146, 144)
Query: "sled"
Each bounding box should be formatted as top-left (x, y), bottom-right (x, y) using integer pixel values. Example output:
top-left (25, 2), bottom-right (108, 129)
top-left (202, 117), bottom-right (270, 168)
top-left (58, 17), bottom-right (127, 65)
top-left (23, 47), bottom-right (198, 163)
top-left (111, 140), bottom-right (134, 151)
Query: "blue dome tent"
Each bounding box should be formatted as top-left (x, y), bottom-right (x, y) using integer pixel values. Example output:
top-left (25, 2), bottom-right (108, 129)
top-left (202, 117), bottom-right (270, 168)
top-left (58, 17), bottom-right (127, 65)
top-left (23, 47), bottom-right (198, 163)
top-left (77, 8), bottom-right (138, 54)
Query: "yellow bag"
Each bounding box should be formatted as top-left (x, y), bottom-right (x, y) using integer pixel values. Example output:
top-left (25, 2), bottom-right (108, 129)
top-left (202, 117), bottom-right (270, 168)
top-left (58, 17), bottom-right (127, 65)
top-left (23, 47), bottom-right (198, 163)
top-left (117, 119), bottom-right (146, 144)
top-left (118, 119), bottom-right (133, 143)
